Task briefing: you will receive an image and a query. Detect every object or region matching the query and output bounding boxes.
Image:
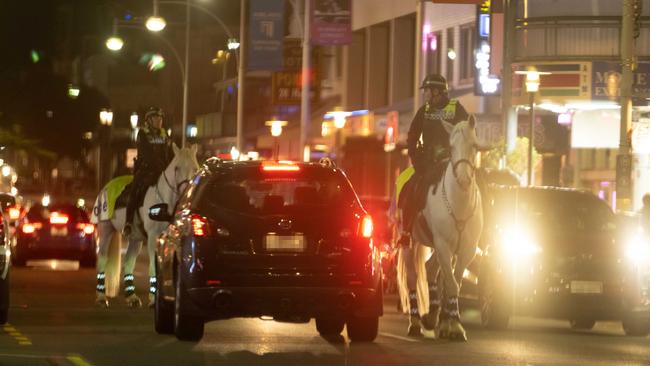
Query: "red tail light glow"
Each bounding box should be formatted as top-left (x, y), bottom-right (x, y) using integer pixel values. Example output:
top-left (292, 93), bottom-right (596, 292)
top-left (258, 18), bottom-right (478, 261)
top-left (76, 223), bottom-right (95, 235)
top-left (262, 162), bottom-right (300, 172)
top-left (359, 215), bottom-right (373, 238)
top-left (191, 214), bottom-right (210, 237)
top-left (50, 212), bottom-right (69, 225)
top-left (8, 206), bottom-right (20, 220)
top-left (22, 222), bottom-right (43, 234)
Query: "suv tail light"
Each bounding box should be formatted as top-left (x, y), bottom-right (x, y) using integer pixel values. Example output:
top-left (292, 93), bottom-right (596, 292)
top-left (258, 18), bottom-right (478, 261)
top-left (359, 215), bottom-right (373, 238)
top-left (50, 212), bottom-right (69, 225)
top-left (76, 223), bottom-right (95, 236)
top-left (191, 214), bottom-right (211, 237)
top-left (262, 162), bottom-right (300, 172)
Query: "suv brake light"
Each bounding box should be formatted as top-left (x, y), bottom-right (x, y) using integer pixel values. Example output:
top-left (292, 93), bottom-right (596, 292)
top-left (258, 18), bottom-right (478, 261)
top-left (359, 215), bottom-right (373, 238)
top-left (76, 223), bottom-right (95, 235)
top-left (8, 206), bottom-right (20, 220)
top-left (191, 214), bottom-right (211, 237)
top-left (262, 162), bottom-right (300, 172)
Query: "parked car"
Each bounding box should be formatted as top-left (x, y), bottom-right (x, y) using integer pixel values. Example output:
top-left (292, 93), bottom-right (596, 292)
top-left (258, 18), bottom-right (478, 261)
top-left (151, 159), bottom-right (383, 342)
top-left (14, 203), bottom-right (96, 267)
top-left (471, 186), bottom-right (650, 336)
top-left (0, 193), bottom-right (14, 324)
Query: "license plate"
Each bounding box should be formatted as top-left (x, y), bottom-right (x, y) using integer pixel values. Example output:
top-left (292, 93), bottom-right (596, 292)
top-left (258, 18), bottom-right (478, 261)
top-left (50, 227), bottom-right (68, 237)
top-left (570, 281), bottom-right (603, 294)
top-left (264, 234), bottom-right (305, 252)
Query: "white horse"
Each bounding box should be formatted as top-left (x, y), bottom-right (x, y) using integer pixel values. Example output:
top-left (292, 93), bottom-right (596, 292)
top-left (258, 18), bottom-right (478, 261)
top-left (94, 144), bottom-right (199, 308)
top-left (397, 116), bottom-right (483, 341)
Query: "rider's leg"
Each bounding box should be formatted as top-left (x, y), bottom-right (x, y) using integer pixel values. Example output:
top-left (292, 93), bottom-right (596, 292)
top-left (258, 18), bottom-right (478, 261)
top-left (397, 176), bottom-right (420, 247)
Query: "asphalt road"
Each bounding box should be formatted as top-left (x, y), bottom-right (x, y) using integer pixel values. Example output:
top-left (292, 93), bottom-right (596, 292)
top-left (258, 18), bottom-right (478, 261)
top-left (0, 256), bottom-right (649, 366)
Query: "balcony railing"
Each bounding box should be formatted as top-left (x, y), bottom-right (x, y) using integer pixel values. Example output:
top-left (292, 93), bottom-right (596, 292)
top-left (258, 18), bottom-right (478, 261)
top-left (514, 16), bottom-right (650, 60)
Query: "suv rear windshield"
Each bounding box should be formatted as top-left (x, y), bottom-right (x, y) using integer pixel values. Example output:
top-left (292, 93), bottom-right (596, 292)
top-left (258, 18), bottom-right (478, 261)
top-left (26, 204), bottom-right (90, 223)
top-left (194, 166), bottom-right (358, 215)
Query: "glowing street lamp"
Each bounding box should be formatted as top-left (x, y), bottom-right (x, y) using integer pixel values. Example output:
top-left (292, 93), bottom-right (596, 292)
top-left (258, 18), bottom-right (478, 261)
top-left (130, 113), bottom-right (139, 129)
top-left (105, 36), bottom-right (124, 51)
top-left (325, 109), bottom-right (352, 162)
top-left (146, 15), bottom-right (167, 32)
top-left (99, 109), bottom-right (113, 126)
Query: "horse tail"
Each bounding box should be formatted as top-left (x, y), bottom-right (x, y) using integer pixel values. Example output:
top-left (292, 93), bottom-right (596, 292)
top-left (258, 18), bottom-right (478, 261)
top-left (104, 232), bottom-right (122, 298)
top-left (396, 243), bottom-right (432, 316)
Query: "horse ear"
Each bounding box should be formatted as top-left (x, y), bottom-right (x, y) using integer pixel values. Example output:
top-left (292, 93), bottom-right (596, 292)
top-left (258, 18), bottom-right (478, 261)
top-left (172, 143), bottom-right (180, 155)
top-left (441, 120), bottom-right (454, 134)
top-left (190, 143), bottom-right (198, 156)
top-left (468, 114), bottom-right (476, 128)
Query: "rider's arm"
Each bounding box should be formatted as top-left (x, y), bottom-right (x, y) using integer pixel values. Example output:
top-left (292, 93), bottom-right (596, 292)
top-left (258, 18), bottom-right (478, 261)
top-left (407, 107), bottom-right (424, 169)
top-left (453, 102), bottom-right (470, 124)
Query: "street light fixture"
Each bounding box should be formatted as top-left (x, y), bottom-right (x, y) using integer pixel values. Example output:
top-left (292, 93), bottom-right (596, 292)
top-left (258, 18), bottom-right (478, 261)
top-left (266, 118), bottom-right (288, 160)
top-left (146, 0), bottom-right (167, 32)
top-left (227, 38), bottom-right (240, 50)
top-left (130, 113), bottom-right (139, 129)
top-left (516, 69), bottom-right (550, 186)
top-left (325, 109), bottom-right (352, 163)
top-left (99, 109), bottom-right (113, 126)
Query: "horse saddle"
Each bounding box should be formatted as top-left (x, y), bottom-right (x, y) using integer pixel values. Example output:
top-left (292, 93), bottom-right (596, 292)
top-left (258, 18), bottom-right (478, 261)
top-left (413, 212), bottom-right (434, 246)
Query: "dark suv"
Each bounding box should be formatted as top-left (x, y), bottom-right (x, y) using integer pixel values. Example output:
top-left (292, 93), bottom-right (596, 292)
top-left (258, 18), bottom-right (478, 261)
top-left (150, 159), bottom-right (383, 342)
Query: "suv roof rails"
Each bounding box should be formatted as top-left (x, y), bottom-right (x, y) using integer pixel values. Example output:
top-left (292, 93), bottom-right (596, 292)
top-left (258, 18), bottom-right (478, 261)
top-left (318, 157), bottom-right (336, 168)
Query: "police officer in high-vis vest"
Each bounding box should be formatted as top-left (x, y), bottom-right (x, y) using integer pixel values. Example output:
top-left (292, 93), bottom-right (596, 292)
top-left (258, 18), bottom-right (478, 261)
top-left (397, 74), bottom-right (469, 247)
top-left (123, 107), bottom-right (173, 237)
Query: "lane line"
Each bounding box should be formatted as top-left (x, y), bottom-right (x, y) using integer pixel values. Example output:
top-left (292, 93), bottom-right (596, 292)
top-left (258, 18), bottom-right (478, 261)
top-left (1, 323), bottom-right (33, 346)
top-left (378, 332), bottom-right (420, 342)
top-left (67, 354), bottom-right (94, 366)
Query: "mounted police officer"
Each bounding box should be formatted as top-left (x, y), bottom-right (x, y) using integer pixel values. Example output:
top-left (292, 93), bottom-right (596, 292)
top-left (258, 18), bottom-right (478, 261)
top-left (397, 74), bottom-right (469, 247)
top-left (123, 107), bottom-right (173, 237)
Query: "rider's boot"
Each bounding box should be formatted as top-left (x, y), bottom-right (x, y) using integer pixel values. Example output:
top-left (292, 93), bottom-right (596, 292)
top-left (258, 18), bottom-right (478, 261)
top-left (124, 274), bottom-right (142, 308)
top-left (148, 276), bottom-right (157, 308)
top-left (407, 290), bottom-right (422, 337)
top-left (95, 272), bottom-right (109, 308)
top-left (446, 296), bottom-right (467, 342)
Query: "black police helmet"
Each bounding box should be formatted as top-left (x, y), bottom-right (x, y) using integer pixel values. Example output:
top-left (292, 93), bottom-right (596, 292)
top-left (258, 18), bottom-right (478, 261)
top-left (144, 107), bottom-right (164, 121)
top-left (420, 74), bottom-right (448, 92)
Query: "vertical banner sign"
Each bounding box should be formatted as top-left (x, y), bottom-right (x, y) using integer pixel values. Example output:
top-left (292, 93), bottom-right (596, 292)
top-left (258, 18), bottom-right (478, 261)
top-left (311, 0), bottom-right (352, 45)
top-left (248, 0), bottom-right (285, 71)
top-left (475, 0), bottom-right (500, 95)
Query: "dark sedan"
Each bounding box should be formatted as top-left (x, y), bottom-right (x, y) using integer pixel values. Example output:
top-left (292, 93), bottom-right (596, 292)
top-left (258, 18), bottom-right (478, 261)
top-left (151, 159), bottom-right (383, 342)
top-left (0, 193), bottom-right (14, 324)
top-left (472, 186), bottom-right (650, 336)
top-left (14, 203), bottom-right (96, 267)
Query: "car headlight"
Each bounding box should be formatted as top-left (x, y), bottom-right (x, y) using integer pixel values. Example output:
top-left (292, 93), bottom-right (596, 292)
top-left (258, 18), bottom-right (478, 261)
top-left (500, 227), bottom-right (541, 260)
top-left (625, 233), bottom-right (650, 266)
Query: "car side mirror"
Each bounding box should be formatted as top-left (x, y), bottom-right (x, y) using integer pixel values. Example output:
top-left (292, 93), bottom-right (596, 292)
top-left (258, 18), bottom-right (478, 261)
top-left (149, 203), bottom-right (172, 222)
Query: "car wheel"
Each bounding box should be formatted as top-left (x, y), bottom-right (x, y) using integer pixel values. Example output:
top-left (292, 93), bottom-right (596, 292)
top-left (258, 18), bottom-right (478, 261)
top-left (174, 261), bottom-right (204, 342)
top-left (570, 318), bottom-right (596, 330)
top-left (154, 263), bottom-right (174, 335)
top-left (622, 315), bottom-right (650, 337)
top-left (0, 271), bottom-right (9, 325)
top-left (346, 315), bottom-right (378, 342)
top-left (315, 316), bottom-right (345, 336)
top-left (479, 263), bottom-right (510, 330)
top-left (79, 253), bottom-right (96, 268)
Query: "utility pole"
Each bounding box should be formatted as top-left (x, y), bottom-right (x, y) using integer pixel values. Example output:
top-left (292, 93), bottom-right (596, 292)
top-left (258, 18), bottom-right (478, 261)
top-left (300, 0), bottom-right (311, 161)
top-left (236, 0), bottom-right (247, 153)
top-left (413, 1), bottom-right (426, 112)
top-left (501, 0), bottom-right (517, 157)
top-left (616, 0), bottom-right (641, 211)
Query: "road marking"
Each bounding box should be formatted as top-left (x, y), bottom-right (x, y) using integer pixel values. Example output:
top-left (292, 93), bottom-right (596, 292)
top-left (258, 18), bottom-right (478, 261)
top-left (153, 338), bottom-right (176, 348)
top-left (67, 354), bottom-right (94, 366)
top-left (1, 323), bottom-right (33, 346)
top-left (378, 332), bottom-right (420, 342)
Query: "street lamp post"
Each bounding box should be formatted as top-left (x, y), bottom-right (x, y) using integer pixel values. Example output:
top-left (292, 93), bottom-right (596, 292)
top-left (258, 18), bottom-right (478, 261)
top-left (98, 109), bottom-right (114, 188)
top-left (516, 69), bottom-right (547, 186)
top-left (266, 118), bottom-right (288, 160)
top-left (326, 109), bottom-right (352, 165)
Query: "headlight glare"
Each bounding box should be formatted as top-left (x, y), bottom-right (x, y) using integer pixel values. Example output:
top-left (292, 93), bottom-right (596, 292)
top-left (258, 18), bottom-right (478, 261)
top-left (501, 227), bottom-right (541, 260)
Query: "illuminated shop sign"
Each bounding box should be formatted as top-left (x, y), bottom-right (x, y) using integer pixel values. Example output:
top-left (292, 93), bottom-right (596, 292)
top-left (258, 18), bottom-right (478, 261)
top-left (475, 0), bottom-right (500, 95)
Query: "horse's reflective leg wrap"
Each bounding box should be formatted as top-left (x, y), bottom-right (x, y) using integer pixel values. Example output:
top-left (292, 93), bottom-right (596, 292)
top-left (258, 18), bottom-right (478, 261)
top-left (408, 290), bottom-right (419, 317)
top-left (96, 272), bottom-right (106, 294)
top-left (429, 284), bottom-right (440, 313)
top-left (446, 296), bottom-right (460, 321)
top-left (124, 274), bottom-right (135, 297)
top-left (149, 276), bottom-right (157, 295)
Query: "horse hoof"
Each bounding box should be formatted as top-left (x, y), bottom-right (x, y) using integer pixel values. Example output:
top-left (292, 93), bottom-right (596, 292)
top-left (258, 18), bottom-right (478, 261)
top-left (407, 324), bottom-right (422, 337)
top-left (449, 332), bottom-right (468, 342)
top-left (95, 299), bottom-right (109, 308)
top-left (125, 294), bottom-right (142, 308)
top-left (421, 328), bottom-right (436, 339)
top-left (421, 313), bottom-right (439, 330)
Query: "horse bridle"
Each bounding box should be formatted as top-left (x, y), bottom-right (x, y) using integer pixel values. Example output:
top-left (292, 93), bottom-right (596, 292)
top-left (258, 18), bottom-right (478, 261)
top-left (449, 129), bottom-right (477, 191)
top-left (162, 167), bottom-right (190, 196)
